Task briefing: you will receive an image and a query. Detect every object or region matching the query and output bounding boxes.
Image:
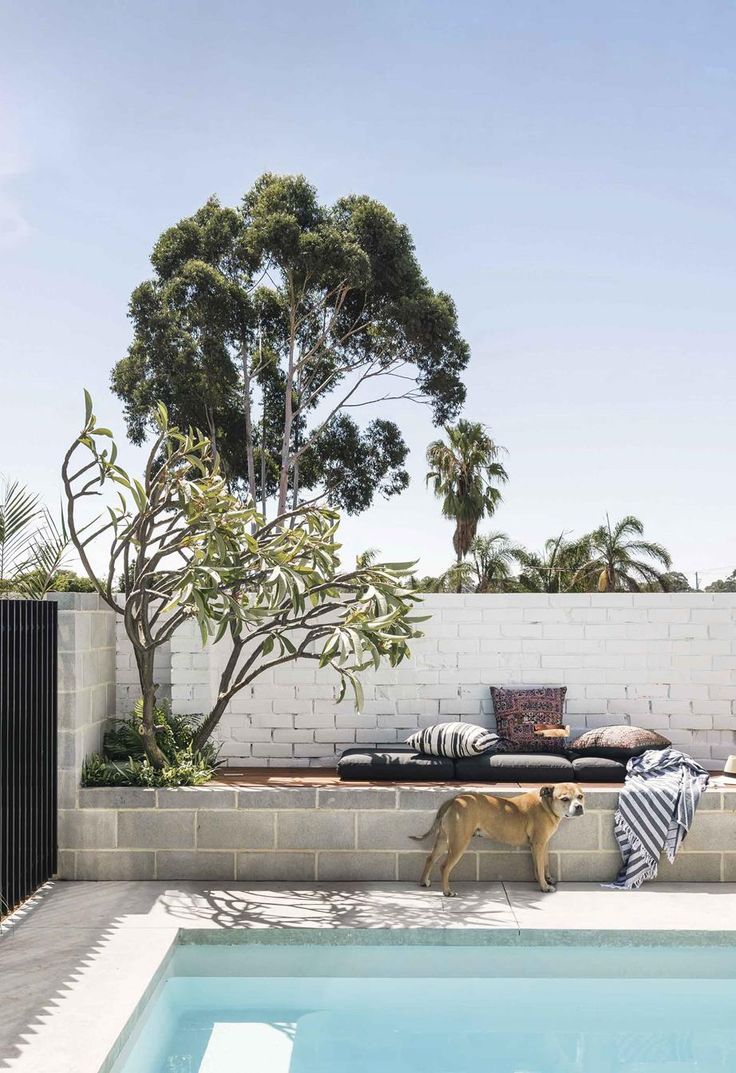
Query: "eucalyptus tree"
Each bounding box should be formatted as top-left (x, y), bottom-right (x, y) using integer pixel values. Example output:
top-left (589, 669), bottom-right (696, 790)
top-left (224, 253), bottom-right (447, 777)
top-left (111, 174), bottom-right (469, 517)
top-left (62, 395), bottom-right (424, 766)
top-left (426, 419), bottom-right (508, 569)
top-left (582, 514), bottom-right (672, 592)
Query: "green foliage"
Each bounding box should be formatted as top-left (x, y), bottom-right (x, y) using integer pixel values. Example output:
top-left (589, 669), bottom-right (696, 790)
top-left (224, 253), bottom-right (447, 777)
top-left (81, 699), bottom-right (219, 787)
top-left (580, 514), bottom-right (672, 592)
top-left (516, 532), bottom-right (593, 593)
top-left (705, 570), bottom-right (736, 593)
top-left (111, 175), bottom-right (469, 516)
top-left (63, 396), bottom-right (425, 762)
top-left (426, 420), bottom-right (508, 567)
top-left (81, 750), bottom-right (216, 788)
top-left (0, 478), bottom-right (69, 599)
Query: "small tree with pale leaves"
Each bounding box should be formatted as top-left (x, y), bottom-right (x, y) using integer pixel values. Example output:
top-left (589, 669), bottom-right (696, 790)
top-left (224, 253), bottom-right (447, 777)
top-left (62, 394), bottom-right (425, 767)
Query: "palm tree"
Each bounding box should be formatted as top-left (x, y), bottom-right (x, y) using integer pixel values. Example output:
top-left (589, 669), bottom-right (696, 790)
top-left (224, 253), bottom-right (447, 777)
top-left (580, 514), bottom-right (672, 592)
top-left (468, 532), bottom-right (520, 592)
top-left (426, 420), bottom-right (508, 572)
top-left (0, 478), bottom-right (69, 598)
top-left (516, 531), bottom-right (592, 593)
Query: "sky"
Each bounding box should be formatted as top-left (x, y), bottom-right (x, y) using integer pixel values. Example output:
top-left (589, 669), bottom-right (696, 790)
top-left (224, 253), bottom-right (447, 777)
top-left (1, 0), bottom-right (735, 584)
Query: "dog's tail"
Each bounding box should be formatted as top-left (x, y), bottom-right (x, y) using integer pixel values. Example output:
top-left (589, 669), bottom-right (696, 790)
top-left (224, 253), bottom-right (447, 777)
top-left (409, 798), bottom-right (453, 842)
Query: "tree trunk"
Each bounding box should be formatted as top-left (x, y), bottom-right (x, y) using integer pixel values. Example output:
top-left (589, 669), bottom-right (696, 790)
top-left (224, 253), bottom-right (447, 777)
top-left (241, 349), bottom-right (257, 505)
top-left (134, 649), bottom-right (168, 768)
top-left (277, 293), bottom-right (296, 516)
top-left (260, 393), bottom-right (267, 518)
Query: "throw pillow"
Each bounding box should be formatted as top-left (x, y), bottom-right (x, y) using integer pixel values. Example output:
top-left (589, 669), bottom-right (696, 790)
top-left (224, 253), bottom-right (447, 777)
top-left (569, 725), bottom-right (671, 762)
top-left (490, 685), bottom-right (567, 754)
top-left (406, 723), bottom-right (501, 759)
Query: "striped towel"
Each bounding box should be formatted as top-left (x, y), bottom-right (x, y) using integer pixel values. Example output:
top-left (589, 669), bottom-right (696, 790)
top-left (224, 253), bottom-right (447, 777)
top-left (609, 747), bottom-right (709, 890)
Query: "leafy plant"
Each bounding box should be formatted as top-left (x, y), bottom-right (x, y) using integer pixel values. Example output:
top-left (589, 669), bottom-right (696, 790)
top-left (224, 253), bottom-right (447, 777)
top-left (111, 175), bottom-right (470, 517)
top-left (81, 699), bottom-right (220, 787)
top-left (426, 420), bottom-right (508, 575)
top-left (63, 394), bottom-right (425, 766)
top-left (579, 514), bottom-right (672, 592)
top-left (0, 478), bottom-right (69, 599)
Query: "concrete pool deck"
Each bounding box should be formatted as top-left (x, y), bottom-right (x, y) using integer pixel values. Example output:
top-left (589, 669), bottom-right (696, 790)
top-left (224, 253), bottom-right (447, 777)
top-left (2, 880), bottom-right (736, 1073)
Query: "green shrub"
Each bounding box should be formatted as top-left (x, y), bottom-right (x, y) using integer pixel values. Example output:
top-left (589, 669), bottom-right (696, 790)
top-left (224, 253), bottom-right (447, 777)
top-left (81, 699), bottom-right (220, 788)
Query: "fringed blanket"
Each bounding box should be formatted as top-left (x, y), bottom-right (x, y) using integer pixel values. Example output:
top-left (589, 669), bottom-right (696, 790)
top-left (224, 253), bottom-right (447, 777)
top-left (609, 747), bottom-right (709, 890)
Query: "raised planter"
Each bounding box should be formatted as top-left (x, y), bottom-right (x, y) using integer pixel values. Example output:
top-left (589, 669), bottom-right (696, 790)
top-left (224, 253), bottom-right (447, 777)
top-left (56, 784), bottom-right (736, 883)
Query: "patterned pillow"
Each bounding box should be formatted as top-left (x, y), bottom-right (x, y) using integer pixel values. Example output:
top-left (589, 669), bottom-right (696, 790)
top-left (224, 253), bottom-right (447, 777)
top-left (569, 725), bottom-right (671, 762)
top-left (490, 686), bottom-right (567, 754)
top-left (406, 723), bottom-right (501, 759)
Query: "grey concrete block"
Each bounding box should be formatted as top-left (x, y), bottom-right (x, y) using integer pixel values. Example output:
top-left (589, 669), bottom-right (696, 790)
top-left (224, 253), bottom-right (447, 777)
top-left (598, 816), bottom-right (619, 853)
top-left (277, 810), bottom-right (355, 850)
top-left (548, 812), bottom-right (600, 851)
top-left (79, 788), bottom-right (157, 809)
top-left (197, 810), bottom-right (275, 850)
top-left (75, 851), bottom-right (156, 881)
top-left (118, 810), bottom-right (195, 849)
top-left (478, 850), bottom-right (539, 882)
top-left (317, 788), bottom-right (397, 810)
top-left (58, 770), bottom-right (78, 810)
top-left (655, 853), bottom-right (722, 882)
top-left (238, 788), bottom-right (317, 809)
top-left (57, 731), bottom-right (80, 771)
top-left (399, 850), bottom-right (478, 883)
top-left (317, 852), bottom-right (397, 881)
top-left (237, 852), bottom-right (316, 882)
top-left (723, 854), bottom-right (736, 881)
top-left (156, 851), bottom-right (235, 881)
top-left (58, 809), bottom-right (116, 850)
top-left (557, 851), bottom-right (621, 882)
top-left (55, 850), bottom-right (76, 880)
top-left (357, 810), bottom-right (435, 851)
top-left (397, 788), bottom-right (465, 810)
top-left (157, 787), bottom-right (237, 809)
top-left (683, 812), bottom-right (736, 852)
top-left (583, 790), bottom-right (620, 810)
top-left (698, 793), bottom-right (724, 810)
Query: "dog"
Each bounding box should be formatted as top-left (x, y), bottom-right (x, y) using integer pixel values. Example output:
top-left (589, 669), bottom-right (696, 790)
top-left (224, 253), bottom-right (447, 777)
top-left (411, 783), bottom-right (585, 896)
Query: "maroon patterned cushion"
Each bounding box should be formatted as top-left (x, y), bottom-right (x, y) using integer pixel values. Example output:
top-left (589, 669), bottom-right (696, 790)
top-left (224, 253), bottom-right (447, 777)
top-left (569, 725), bottom-right (671, 762)
top-left (490, 686), bottom-right (567, 754)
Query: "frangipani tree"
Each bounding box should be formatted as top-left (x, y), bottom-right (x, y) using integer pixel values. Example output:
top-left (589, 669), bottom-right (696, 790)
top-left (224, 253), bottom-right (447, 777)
top-left (62, 394), bottom-right (424, 766)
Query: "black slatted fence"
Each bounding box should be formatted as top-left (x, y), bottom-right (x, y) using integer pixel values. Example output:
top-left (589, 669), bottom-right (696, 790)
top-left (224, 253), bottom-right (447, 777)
top-left (0, 599), bottom-right (57, 918)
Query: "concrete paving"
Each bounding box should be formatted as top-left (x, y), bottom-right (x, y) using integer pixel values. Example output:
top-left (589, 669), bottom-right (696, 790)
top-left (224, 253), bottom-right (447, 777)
top-left (2, 880), bottom-right (736, 1073)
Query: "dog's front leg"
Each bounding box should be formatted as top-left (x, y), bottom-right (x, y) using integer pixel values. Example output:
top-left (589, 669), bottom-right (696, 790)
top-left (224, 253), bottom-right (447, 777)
top-left (531, 839), bottom-right (556, 893)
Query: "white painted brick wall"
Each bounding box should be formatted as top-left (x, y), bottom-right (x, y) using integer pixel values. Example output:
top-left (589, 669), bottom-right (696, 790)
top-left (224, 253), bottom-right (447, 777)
top-left (110, 595), bottom-right (736, 769)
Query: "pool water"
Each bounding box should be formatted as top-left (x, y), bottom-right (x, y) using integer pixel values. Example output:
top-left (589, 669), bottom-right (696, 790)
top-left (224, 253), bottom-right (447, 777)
top-left (110, 942), bottom-right (736, 1073)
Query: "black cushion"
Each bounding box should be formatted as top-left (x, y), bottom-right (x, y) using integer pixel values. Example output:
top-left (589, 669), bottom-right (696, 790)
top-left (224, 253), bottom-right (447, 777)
top-left (337, 745), bottom-right (456, 781)
top-left (454, 752), bottom-right (575, 782)
top-left (571, 756), bottom-right (626, 783)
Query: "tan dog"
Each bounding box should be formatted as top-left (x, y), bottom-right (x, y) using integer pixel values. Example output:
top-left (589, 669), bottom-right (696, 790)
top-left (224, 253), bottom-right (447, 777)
top-left (411, 783), bottom-right (585, 896)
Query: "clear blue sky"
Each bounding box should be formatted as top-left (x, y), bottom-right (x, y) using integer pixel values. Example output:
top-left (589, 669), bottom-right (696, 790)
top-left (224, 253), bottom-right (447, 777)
top-left (2, 1), bottom-right (735, 582)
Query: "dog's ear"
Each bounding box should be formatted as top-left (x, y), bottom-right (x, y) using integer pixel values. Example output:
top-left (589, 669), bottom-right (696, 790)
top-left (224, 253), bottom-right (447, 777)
top-left (540, 785), bottom-right (554, 800)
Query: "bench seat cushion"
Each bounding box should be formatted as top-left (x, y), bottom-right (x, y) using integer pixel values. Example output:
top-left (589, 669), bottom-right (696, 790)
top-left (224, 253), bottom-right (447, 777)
top-left (454, 752), bottom-right (575, 782)
top-left (337, 745), bottom-right (456, 781)
top-left (571, 756), bottom-right (626, 782)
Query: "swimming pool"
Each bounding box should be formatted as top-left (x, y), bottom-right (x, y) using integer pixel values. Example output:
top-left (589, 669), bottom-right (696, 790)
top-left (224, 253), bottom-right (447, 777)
top-left (109, 938), bottom-right (736, 1072)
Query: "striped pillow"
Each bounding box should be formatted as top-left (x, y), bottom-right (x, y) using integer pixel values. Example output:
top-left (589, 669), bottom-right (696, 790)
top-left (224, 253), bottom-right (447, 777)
top-left (406, 722), bottom-right (500, 759)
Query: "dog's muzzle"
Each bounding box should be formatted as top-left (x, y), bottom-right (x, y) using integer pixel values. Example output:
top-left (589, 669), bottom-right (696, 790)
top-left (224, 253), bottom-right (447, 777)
top-left (569, 803), bottom-right (584, 817)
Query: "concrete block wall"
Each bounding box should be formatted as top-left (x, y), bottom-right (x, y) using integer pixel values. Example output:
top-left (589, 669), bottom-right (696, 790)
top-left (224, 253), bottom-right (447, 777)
top-left (57, 783), bottom-right (736, 882)
top-left (155, 594), bottom-right (736, 770)
top-left (53, 593), bottom-right (117, 811)
top-left (115, 620), bottom-right (171, 716)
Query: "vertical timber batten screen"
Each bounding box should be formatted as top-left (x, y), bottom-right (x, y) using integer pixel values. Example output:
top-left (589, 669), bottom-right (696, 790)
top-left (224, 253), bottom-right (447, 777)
top-left (0, 600), bottom-right (57, 918)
